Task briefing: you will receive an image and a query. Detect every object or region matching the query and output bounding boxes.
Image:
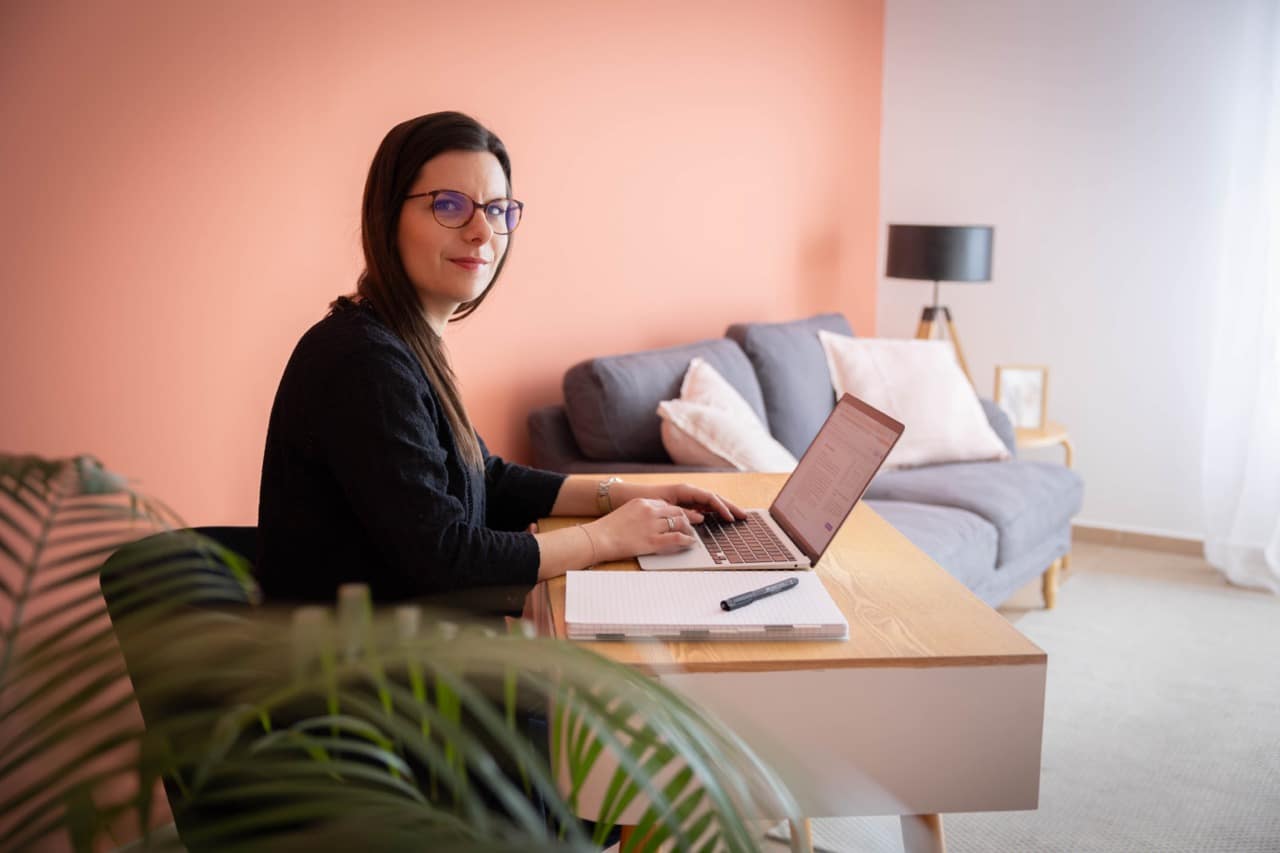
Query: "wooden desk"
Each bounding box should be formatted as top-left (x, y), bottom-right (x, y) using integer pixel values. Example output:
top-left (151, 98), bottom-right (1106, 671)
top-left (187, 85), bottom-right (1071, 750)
top-left (532, 473), bottom-right (1046, 853)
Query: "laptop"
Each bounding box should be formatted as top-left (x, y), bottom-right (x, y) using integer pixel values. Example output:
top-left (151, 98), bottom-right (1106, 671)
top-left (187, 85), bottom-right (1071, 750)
top-left (638, 393), bottom-right (904, 571)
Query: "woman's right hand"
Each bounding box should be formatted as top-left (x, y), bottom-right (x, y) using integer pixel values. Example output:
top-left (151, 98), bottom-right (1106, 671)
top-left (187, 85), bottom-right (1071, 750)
top-left (585, 498), bottom-right (698, 562)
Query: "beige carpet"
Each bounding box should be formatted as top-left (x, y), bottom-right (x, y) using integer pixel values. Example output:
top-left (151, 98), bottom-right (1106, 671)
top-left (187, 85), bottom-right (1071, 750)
top-left (766, 543), bottom-right (1280, 852)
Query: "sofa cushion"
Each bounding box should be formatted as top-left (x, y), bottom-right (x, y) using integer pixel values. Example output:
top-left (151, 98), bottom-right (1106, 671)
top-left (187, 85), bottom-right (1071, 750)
top-left (657, 358), bottom-right (798, 471)
top-left (725, 313), bottom-right (854, 458)
top-left (866, 460), bottom-right (1084, 566)
top-left (866, 500), bottom-right (999, 592)
top-left (818, 332), bottom-right (1010, 469)
top-left (563, 338), bottom-right (765, 463)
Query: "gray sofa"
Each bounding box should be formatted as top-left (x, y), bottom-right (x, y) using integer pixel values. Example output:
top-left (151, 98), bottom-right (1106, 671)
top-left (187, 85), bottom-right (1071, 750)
top-left (527, 313), bottom-right (1084, 608)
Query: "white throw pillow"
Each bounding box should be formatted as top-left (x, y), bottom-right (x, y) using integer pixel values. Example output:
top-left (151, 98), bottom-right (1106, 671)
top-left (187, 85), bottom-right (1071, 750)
top-left (657, 358), bottom-right (798, 472)
top-left (818, 331), bottom-right (1009, 469)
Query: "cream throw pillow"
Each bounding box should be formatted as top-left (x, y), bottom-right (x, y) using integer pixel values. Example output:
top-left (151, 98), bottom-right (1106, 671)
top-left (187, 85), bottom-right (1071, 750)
top-left (657, 357), bottom-right (798, 472)
top-left (818, 331), bottom-right (1009, 469)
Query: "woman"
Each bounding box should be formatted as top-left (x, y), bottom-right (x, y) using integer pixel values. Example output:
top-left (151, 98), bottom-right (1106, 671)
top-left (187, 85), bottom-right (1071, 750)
top-left (257, 111), bottom-right (743, 606)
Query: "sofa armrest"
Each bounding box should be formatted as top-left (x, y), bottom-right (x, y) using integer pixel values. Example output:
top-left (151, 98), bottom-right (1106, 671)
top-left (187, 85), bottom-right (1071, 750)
top-left (528, 405), bottom-right (733, 475)
top-left (979, 397), bottom-right (1017, 457)
top-left (528, 405), bottom-right (592, 473)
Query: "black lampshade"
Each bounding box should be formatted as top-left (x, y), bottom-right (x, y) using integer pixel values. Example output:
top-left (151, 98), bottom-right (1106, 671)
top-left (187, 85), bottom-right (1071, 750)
top-left (885, 225), bottom-right (994, 282)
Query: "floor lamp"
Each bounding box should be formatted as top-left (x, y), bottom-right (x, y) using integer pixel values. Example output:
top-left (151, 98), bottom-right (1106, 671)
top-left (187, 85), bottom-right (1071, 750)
top-left (885, 224), bottom-right (994, 386)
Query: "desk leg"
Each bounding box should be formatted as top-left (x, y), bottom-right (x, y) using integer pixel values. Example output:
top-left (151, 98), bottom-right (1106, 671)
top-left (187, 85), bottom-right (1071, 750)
top-left (901, 813), bottom-right (946, 853)
top-left (789, 818), bottom-right (812, 849)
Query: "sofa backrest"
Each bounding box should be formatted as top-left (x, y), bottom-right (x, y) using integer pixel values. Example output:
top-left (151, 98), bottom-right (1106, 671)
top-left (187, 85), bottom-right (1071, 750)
top-left (725, 313), bottom-right (854, 458)
top-left (563, 338), bottom-right (765, 463)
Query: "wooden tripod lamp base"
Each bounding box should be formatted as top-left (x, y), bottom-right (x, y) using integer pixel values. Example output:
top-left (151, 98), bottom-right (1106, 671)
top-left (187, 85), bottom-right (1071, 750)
top-left (916, 305), bottom-right (974, 386)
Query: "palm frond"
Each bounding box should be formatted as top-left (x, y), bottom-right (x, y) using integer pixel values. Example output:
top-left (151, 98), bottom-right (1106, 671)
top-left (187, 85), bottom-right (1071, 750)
top-left (0, 454), bottom-right (810, 853)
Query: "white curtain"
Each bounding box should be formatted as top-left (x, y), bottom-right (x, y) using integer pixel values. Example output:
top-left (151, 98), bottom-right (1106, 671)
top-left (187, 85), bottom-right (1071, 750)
top-left (1202, 0), bottom-right (1280, 593)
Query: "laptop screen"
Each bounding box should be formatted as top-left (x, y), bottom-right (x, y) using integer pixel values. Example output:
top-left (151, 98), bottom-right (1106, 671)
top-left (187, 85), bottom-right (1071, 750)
top-left (769, 394), bottom-right (904, 566)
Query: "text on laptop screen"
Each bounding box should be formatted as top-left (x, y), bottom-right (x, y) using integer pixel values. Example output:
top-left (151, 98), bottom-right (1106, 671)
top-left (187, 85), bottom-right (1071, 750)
top-left (770, 396), bottom-right (901, 560)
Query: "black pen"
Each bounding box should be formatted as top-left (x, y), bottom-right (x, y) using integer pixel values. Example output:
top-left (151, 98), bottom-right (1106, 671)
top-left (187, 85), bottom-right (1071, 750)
top-left (720, 577), bottom-right (799, 611)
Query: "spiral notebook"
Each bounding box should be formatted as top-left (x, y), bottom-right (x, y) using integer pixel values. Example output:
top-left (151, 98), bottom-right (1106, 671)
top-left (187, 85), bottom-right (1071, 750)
top-left (565, 570), bottom-right (848, 641)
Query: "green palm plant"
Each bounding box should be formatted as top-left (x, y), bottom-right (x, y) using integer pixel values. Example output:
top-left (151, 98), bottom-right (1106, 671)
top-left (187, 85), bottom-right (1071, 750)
top-left (0, 453), bottom-right (809, 853)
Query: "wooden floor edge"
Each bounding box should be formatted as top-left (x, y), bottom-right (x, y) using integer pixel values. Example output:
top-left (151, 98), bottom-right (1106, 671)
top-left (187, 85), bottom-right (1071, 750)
top-left (1072, 524), bottom-right (1203, 556)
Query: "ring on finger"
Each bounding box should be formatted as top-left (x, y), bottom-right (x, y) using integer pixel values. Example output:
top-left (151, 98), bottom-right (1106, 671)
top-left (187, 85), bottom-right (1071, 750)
top-left (666, 516), bottom-right (676, 532)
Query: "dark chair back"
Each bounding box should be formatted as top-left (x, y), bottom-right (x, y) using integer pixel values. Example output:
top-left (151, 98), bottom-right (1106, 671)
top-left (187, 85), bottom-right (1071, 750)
top-left (100, 526), bottom-right (258, 620)
top-left (100, 526), bottom-right (259, 850)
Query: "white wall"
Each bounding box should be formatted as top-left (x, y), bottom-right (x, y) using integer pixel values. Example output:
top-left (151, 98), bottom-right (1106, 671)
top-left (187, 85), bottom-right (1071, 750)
top-left (878, 0), bottom-right (1264, 539)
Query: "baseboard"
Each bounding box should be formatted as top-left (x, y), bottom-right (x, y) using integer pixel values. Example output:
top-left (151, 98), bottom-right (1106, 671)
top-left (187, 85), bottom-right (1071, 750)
top-left (1072, 523), bottom-right (1203, 556)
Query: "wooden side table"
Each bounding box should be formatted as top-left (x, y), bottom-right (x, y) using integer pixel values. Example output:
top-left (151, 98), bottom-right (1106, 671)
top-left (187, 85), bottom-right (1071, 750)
top-left (1014, 421), bottom-right (1074, 468)
top-left (1013, 421), bottom-right (1074, 607)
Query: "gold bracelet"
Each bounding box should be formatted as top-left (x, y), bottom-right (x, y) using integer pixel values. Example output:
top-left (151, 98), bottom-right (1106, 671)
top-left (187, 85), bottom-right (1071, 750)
top-left (596, 476), bottom-right (622, 516)
top-left (580, 524), bottom-right (598, 568)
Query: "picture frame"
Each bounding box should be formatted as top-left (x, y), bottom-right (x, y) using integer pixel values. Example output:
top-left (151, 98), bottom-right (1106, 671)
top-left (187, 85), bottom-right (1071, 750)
top-left (994, 364), bottom-right (1049, 430)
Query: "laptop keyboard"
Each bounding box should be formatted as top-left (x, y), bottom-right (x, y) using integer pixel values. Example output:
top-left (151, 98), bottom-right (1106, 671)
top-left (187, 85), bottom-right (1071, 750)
top-left (696, 511), bottom-right (795, 565)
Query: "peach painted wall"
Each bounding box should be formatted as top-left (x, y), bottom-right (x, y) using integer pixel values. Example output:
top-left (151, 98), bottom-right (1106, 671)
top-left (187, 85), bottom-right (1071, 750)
top-left (0, 0), bottom-right (884, 526)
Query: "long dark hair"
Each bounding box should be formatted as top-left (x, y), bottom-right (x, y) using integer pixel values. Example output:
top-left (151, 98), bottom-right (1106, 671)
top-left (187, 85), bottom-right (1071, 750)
top-left (340, 111), bottom-right (514, 469)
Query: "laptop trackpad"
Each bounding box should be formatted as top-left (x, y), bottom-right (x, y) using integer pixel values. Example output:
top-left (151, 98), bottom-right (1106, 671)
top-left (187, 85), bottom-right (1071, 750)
top-left (636, 538), bottom-right (712, 571)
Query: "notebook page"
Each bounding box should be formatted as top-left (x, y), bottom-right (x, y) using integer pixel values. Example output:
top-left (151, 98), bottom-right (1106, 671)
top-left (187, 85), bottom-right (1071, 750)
top-left (565, 570), bottom-right (847, 637)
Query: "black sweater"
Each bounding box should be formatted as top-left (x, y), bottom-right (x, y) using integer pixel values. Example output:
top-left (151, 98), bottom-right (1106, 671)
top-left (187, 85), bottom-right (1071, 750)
top-left (256, 300), bottom-right (566, 605)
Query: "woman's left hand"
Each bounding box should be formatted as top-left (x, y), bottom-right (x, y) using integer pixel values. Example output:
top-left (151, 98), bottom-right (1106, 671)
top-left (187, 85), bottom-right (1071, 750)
top-left (622, 483), bottom-right (747, 524)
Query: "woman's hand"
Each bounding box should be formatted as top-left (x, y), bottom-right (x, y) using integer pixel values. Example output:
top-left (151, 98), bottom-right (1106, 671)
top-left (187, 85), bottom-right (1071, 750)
top-left (666, 482), bottom-right (747, 523)
top-left (585, 498), bottom-right (697, 561)
top-left (613, 482), bottom-right (747, 524)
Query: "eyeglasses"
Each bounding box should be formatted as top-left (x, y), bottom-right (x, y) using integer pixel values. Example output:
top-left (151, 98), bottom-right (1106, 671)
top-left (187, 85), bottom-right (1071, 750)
top-left (404, 189), bottom-right (524, 235)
